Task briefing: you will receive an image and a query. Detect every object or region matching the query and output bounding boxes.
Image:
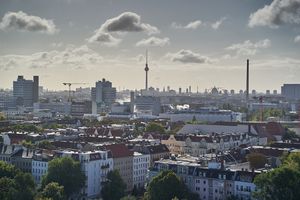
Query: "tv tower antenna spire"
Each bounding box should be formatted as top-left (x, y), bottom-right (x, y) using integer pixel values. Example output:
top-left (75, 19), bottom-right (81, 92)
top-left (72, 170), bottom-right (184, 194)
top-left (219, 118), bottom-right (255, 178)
top-left (145, 49), bottom-right (149, 90)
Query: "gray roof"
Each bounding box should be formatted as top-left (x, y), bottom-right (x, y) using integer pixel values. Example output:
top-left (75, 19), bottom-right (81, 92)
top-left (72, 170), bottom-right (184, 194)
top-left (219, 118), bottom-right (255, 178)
top-left (177, 124), bottom-right (257, 135)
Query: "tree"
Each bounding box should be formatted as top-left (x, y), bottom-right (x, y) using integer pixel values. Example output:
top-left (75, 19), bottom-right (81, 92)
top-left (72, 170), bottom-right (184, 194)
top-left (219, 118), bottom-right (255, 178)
top-left (21, 140), bottom-right (35, 149)
top-left (0, 161), bottom-right (35, 200)
top-left (145, 122), bottom-right (165, 134)
top-left (42, 157), bottom-right (85, 198)
top-left (101, 170), bottom-right (126, 200)
top-left (0, 112), bottom-right (6, 121)
top-left (0, 160), bottom-right (18, 178)
top-left (40, 182), bottom-right (65, 200)
top-left (282, 128), bottom-right (299, 141)
top-left (38, 140), bottom-right (55, 150)
top-left (144, 170), bottom-right (198, 200)
top-left (120, 195), bottom-right (137, 200)
top-left (13, 172), bottom-right (35, 200)
top-left (246, 153), bottom-right (268, 169)
top-left (0, 177), bottom-right (17, 200)
top-left (254, 152), bottom-right (300, 200)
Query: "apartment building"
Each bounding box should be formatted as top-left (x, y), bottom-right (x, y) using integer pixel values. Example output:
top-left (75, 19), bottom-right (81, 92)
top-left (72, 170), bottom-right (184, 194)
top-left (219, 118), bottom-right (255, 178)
top-left (149, 159), bottom-right (258, 200)
top-left (59, 150), bottom-right (113, 198)
top-left (133, 152), bottom-right (150, 189)
top-left (104, 143), bottom-right (134, 191)
top-left (162, 133), bottom-right (258, 156)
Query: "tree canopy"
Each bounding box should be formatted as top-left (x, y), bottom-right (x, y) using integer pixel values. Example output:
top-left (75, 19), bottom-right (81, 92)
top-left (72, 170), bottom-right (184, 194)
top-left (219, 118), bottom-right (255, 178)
top-left (145, 122), bottom-right (166, 134)
top-left (0, 161), bottom-right (35, 200)
top-left (254, 152), bottom-right (300, 200)
top-left (101, 170), bottom-right (127, 200)
top-left (247, 153), bottom-right (268, 169)
top-left (40, 182), bottom-right (65, 200)
top-left (144, 170), bottom-right (198, 200)
top-left (42, 157), bottom-right (85, 198)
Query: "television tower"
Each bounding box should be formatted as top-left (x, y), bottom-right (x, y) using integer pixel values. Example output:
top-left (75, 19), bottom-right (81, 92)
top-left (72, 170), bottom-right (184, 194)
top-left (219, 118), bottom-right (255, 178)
top-left (145, 50), bottom-right (149, 90)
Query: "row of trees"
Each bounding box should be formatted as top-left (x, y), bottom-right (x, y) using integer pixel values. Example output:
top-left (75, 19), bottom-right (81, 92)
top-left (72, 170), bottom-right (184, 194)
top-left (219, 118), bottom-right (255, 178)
top-left (0, 157), bottom-right (85, 200)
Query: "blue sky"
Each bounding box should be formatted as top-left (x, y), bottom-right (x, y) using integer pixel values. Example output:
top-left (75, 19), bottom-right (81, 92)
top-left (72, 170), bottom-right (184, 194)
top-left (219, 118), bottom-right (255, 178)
top-left (0, 0), bottom-right (299, 92)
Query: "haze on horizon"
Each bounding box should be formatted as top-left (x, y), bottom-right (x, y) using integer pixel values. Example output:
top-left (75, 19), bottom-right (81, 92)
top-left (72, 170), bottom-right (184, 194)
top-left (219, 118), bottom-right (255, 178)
top-left (0, 0), bottom-right (299, 92)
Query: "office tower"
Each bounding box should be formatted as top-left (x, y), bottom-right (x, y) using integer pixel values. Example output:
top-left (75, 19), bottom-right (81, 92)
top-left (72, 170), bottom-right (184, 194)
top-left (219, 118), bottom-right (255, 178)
top-left (13, 75), bottom-right (39, 107)
top-left (33, 76), bottom-right (39, 103)
top-left (91, 78), bottom-right (116, 107)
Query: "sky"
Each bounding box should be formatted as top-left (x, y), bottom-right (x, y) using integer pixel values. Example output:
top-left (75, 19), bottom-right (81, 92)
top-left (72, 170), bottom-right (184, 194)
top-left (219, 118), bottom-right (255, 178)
top-left (0, 0), bottom-right (299, 92)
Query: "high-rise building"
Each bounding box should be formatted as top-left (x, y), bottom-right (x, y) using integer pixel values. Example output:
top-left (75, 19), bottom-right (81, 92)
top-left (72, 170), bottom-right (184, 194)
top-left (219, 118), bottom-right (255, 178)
top-left (281, 84), bottom-right (300, 100)
top-left (33, 76), bottom-right (39, 103)
top-left (13, 76), bottom-right (39, 107)
top-left (91, 78), bottom-right (116, 111)
top-left (135, 95), bottom-right (161, 116)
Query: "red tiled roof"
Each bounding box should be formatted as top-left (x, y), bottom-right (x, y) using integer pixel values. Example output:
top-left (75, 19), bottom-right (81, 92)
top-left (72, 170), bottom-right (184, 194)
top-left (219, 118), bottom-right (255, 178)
top-left (104, 143), bottom-right (133, 158)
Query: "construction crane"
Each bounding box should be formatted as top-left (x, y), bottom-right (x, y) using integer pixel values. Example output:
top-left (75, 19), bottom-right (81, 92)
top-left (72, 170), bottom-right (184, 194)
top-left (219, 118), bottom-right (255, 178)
top-left (62, 82), bottom-right (87, 102)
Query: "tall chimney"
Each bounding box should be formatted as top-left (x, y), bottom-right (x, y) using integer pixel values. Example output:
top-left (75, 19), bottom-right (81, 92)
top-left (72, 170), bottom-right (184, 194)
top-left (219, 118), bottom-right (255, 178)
top-left (246, 59), bottom-right (251, 133)
top-left (246, 59), bottom-right (249, 104)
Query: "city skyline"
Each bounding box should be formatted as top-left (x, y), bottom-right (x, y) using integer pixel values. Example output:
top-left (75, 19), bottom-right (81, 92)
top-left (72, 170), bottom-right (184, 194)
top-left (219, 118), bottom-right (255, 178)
top-left (0, 0), bottom-right (300, 91)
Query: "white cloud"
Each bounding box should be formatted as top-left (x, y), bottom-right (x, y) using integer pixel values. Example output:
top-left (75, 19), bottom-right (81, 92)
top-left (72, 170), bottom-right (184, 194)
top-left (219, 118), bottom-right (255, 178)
top-left (0, 11), bottom-right (58, 34)
top-left (88, 12), bottom-right (159, 46)
top-left (136, 37), bottom-right (170, 47)
top-left (294, 35), bottom-right (300, 43)
top-left (0, 45), bottom-right (103, 71)
top-left (171, 20), bottom-right (202, 29)
top-left (211, 17), bottom-right (227, 30)
top-left (226, 39), bottom-right (271, 56)
top-left (98, 12), bottom-right (159, 35)
top-left (249, 0), bottom-right (300, 28)
top-left (166, 49), bottom-right (212, 64)
top-left (87, 31), bottom-right (121, 46)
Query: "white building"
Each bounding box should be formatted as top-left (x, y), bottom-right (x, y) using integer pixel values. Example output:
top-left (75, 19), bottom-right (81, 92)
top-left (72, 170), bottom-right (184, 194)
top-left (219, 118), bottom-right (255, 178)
top-left (60, 150), bottom-right (113, 198)
top-left (133, 152), bottom-right (150, 189)
top-left (32, 152), bottom-right (53, 185)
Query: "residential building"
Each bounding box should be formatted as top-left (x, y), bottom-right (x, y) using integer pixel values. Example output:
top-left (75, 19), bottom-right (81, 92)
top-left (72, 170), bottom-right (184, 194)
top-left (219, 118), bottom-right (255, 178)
top-left (149, 159), bottom-right (259, 200)
top-left (133, 152), bottom-right (150, 189)
top-left (11, 147), bottom-right (34, 173)
top-left (58, 150), bottom-right (113, 198)
top-left (134, 144), bottom-right (170, 166)
top-left (103, 144), bottom-right (134, 191)
top-left (162, 133), bottom-right (258, 156)
top-left (0, 144), bottom-right (22, 164)
top-left (32, 150), bottom-right (53, 185)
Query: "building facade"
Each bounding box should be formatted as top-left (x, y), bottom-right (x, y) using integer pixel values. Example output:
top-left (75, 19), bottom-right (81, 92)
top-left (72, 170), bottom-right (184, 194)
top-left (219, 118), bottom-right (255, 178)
top-left (91, 78), bottom-right (116, 112)
top-left (149, 159), bottom-right (258, 200)
top-left (281, 84), bottom-right (300, 100)
top-left (133, 152), bottom-right (150, 189)
top-left (13, 75), bottom-right (39, 107)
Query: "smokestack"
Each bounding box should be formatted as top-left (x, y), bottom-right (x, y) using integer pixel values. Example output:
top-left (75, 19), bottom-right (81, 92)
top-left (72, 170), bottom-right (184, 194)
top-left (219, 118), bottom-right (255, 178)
top-left (246, 59), bottom-right (249, 103)
top-left (246, 59), bottom-right (251, 133)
